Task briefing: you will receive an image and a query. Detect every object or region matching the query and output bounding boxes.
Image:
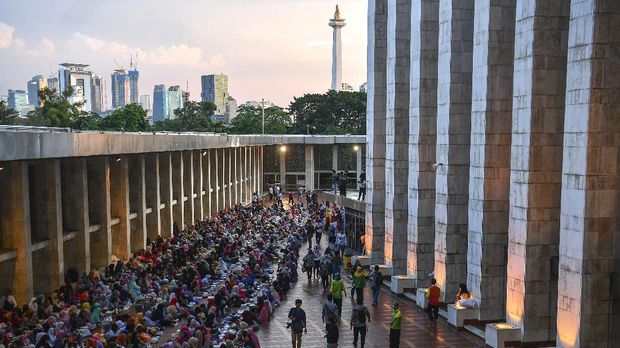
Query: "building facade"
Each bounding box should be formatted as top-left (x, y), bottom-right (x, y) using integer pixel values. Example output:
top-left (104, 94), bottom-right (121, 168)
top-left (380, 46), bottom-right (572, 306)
top-left (128, 69), bottom-right (139, 104)
top-left (152, 84), bottom-right (167, 122)
top-left (91, 75), bottom-right (103, 114)
top-left (200, 74), bottom-right (228, 115)
top-left (27, 75), bottom-right (47, 106)
top-left (59, 63), bottom-right (93, 112)
top-left (364, 1), bottom-right (620, 347)
top-left (166, 86), bottom-right (183, 119)
top-left (111, 69), bottom-right (129, 110)
top-left (7, 89), bottom-right (29, 116)
top-left (139, 94), bottom-right (151, 115)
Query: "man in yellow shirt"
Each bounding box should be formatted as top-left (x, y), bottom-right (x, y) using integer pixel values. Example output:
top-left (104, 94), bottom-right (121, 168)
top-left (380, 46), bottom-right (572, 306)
top-left (390, 302), bottom-right (402, 348)
top-left (330, 273), bottom-right (346, 316)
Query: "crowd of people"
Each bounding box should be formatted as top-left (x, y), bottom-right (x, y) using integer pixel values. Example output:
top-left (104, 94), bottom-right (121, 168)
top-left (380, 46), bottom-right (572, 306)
top-left (0, 195), bottom-right (311, 348)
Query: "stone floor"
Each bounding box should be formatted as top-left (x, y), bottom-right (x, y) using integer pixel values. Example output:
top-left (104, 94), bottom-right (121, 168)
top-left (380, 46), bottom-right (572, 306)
top-left (258, 245), bottom-right (484, 347)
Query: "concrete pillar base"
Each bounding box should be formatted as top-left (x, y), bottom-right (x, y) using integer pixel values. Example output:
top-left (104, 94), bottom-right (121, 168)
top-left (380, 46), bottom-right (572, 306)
top-left (352, 255), bottom-right (372, 267)
top-left (416, 288), bottom-right (429, 309)
top-left (485, 323), bottom-right (521, 348)
top-left (390, 275), bottom-right (416, 294)
top-left (447, 304), bottom-right (479, 328)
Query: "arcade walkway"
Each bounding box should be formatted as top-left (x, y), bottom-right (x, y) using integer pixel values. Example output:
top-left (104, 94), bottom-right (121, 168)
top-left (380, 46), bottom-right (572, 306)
top-left (258, 242), bottom-right (484, 348)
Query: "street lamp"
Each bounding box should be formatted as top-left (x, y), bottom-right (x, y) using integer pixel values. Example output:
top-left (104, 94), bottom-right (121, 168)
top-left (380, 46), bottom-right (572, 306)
top-left (261, 98), bottom-right (265, 134)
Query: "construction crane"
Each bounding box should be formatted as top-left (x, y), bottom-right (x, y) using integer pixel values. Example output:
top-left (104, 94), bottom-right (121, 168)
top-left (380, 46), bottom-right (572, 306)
top-left (113, 59), bottom-right (124, 71)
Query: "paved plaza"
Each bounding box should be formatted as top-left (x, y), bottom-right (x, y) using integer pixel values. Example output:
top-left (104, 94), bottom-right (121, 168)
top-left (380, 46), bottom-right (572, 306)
top-left (258, 242), bottom-right (484, 348)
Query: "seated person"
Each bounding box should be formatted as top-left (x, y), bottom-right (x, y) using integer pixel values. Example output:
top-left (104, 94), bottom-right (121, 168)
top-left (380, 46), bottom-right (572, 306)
top-left (456, 283), bottom-right (478, 309)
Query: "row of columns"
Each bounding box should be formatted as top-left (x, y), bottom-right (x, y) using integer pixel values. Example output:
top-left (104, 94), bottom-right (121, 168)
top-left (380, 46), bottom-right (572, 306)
top-left (365, 0), bottom-right (619, 346)
top-left (0, 146), bottom-right (263, 305)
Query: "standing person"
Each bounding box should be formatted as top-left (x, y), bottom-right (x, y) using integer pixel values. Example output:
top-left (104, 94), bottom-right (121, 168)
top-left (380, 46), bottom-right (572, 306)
top-left (331, 169), bottom-right (339, 195)
top-left (315, 219), bottom-right (323, 245)
top-left (288, 299), bottom-right (307, 348)
top-left (339, 172), bottom-right (347, 196)
top-left (426, 278), bottom-right (441, 324)
top-left (269, 185), bottom-right (274, 201)
top-left (297, 186), bottom-right (303, 204)
top-left (303, 252), bottom-right (315, 282)
top-left (351, 266), bottom-right (366, 302)
top-left (358, 177), bottom-right (367, 201)
top-left (350, 298), bottom-right (371, 348)
top-left (389, 303), bottom-right (402, 348)
top-left (305, 221), bottom-right (314, 250)
top-left (369, 265), bottom-right (383, 306)
top-left (288, 191), bottom-right (295, 206)
top-left (320, 256), bottom-right (331, 291)
top-left (330, 273), bottom-right (346, 316)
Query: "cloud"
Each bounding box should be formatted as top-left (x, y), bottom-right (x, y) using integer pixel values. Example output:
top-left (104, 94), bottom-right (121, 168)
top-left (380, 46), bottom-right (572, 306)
top-left (69, 32), bottom-right (225, 69)
top-left (0, 21), bottom-right (15, 48)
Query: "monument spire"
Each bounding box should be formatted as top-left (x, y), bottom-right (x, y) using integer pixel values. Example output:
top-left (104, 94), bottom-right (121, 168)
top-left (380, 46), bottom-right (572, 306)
top-left (329, 4), bottom-right (346, 91)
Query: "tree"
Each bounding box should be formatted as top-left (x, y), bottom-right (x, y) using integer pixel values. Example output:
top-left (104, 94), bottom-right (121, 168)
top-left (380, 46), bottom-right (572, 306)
top-left (229, 105), bottom-right (291, 134)
top-left (288, 90), bottom-right (367, 135)
top-left (99, 104), bottom-right (149, 132)
top-left (0, 100), bottom-right (19, 125)
top-left (152, 101), bottom-right (218, 132)
top-left (26, 87), bottom-right (89, 128)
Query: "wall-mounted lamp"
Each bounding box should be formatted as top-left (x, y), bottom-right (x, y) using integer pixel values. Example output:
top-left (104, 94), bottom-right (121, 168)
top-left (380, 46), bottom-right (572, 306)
top-left (115, 157), bottom-right (122, 162)
top-left (353, 145), bottom-right (360, 151)
top-left (432, 163), bottom-right (443, 170)
top-left (202, 151), bottom-right (208, 156)
top-left (279, 146), bottom-right (287, 153)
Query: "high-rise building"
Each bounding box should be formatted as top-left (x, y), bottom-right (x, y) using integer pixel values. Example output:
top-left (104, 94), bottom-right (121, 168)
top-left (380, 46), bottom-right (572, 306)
top-left (226, 96), bottom-right (238, 120)
top-left (152, 84), bottom-right (167, 122)
top-left (59, 63), bottom-right (93, 111)
top-left (200, 74), bottom-right (228, 115)
top-left (139, 94), bottom-right (151, 114)
top-left (167, 86), bottom-right (183, 118)
top-left (8, 89), bottom-right (29, 117)
top-left (27, 75), bottom-right (47, 106)
top-left (91, 75), bottom-right (103, 113)
top-left (182, 90), bottom-right (190, 105)
top-left (128, 69), bottom-right (139, 104)
top-left (111, 69), bottom-right (129, 109)
top-left (47, 77), bottom-right (59, 94)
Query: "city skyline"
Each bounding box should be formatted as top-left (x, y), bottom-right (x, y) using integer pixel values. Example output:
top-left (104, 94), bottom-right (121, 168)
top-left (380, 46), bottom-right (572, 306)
top-left (0, 0), bottom-right (367, 108)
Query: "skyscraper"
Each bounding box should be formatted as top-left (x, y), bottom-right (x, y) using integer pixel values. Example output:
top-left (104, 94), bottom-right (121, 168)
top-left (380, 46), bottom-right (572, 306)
top-left (226, 96), bottom-right (238, 120)
top-left (139, 94), bottom-right (151, 114)
top-left (152, 84), bottom-right (167, 122)
top-left (111, 69), bottom-right (129, 109)
top-left (27, 75), bottom-right (47, 106)
top-left (200, 74), bottom-right (228, 115)
top-left (128, 69), bottom-right (139, 104)
top-left (47, 77), bottom-right (59, 94)
top-left (59, 63), bottom-right (93, 111)
top-left (167, 85), bottom-right (183, 118)
top-left (329, 5), bottom-right (346, 91)
top-left (8, 89), bottom-right (29, 116)
top-left (91, 75), bottom-right (103, 113)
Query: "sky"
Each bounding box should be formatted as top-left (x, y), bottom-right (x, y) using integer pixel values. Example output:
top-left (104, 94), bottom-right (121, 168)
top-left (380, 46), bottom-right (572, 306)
top-left (0, 0), bottom-right (368, 109)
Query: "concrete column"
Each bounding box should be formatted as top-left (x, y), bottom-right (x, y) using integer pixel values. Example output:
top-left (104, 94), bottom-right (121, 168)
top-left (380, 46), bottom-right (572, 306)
top-left (87, 157), bottom-right (112, 269)
top-left (245, 147), bottom-right (250, 202)
top-left (466, 0), bottom-right (515, 321)
top-left (227, 148), bottom-right (233, 207)
top-left (202, 150), bottom-right (211, 218)
top-left (183, 151), bottom-right (194, 225)
top-left (356, 145), bottom-right (362, 189)
top-left (129, 155), bottom-right (147, 253)
top-left (305, 145), bottom-right (315, 192)
top-left (365, 0), bottom-right (388, 263)
top-left (193, 151), bottom-right (204, 221)
top-left (279, 146), bottom-right (286, 192)
top-left (215, 149), bottom-right (222, 212)
top-left (0, 162), bottom-right (33, 305)
top-left (556, 2), bottom-right (620, 347)
top-left (145, 154), bottom-right (161, 241)
top-left (208, 149), bottom-right (217, 215)
top-left (384, 0), bottom-right (410, 276)
top-left (232, 147), bottom-right (238, 205)
top-left (259, 146), bottom-right (264, 194)
top-left (505, 0), bottom-right (569, 342)
top-left (31, 160), bottom-right (64, 295)
top-left (407, 0), bottom-right (438, 285)
top-left (61, 158), bottom-right (90, 274)
top-left (171, 152), bottom-right (184, 232)
top-left (433, 0), bottom-right (474, 301)
top-left (159, 153), bottom-right (173, 238)
top-left (332, 144), bottom-right (338, 171)
top-left (220, 148), bottom-right (227, 209)
top-left (110, 157), bottom-right (130, 260)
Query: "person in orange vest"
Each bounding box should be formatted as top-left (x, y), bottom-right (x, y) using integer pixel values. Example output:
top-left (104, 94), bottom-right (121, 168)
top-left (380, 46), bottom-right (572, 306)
top-left (426, 278), bottom-right (441, 324)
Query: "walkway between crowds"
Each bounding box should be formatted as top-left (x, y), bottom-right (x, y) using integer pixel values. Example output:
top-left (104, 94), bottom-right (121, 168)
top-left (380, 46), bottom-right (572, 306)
top-left (257, 238), bottom-right (484, 348)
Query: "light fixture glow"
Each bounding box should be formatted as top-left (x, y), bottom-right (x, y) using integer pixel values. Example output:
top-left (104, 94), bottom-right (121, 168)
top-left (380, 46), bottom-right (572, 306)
top-left (115, 157), bottom-right (122, 162)
top-left (353, 145), bottom-right (360, 151)
top-left (280, 146), bottom-right (287, 153)
top-left (202, 151), bottom-right (208, 156)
